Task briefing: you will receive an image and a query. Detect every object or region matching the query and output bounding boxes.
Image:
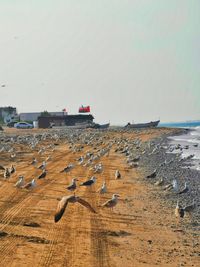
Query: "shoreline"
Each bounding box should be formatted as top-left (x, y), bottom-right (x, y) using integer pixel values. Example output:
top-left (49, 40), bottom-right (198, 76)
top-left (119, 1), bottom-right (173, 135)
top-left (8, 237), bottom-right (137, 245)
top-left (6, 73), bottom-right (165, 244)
top-left (138, 130), bottom-right (199, 226)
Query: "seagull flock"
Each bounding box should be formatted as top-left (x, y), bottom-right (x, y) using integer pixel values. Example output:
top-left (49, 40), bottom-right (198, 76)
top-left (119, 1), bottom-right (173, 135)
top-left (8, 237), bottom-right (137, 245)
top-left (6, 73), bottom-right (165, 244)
top-left (0, 128), bottom-right (197, 226)
top-left (144, 141), bottom-right (196, 222)
top-left (0, 130), bottom-right (123, 224)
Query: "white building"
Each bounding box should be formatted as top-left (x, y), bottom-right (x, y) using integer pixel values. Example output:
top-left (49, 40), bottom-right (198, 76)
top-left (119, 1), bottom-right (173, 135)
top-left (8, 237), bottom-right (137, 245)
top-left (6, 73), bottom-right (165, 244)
top-left (19, 111), bottom-right (67, 122)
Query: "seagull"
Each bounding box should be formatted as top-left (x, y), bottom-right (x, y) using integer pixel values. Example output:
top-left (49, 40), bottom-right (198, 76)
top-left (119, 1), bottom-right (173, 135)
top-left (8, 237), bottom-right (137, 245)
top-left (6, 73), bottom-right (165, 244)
top-left (178, 182), bottom-right (189, 195)
top-left (154, 177), bottom-right (164, 186)
top-left (101, 194), bottom-right (120, 210)
top-left (129, 162), bottom-right (139, 168)
top-left (60, 164), bottom-right (74, 173)
top-left (46, 155), bottom-right (52, 162)
top-left (132, 156), bottom-right (140, 162)
top-left (4, 168), bottom-right (10, 179)
top-left (175, 201), bottom-right (185, 221)
top-left (10, 153), bottom-right (16, 159)
top-left (38, 161), bottom-right (46, 170)
top-left (38, 148), bottom-right (45, 155)
top-left (184, 199), bottom-right (196, 218)
top-left (66, 178), bottom-right (78, 191)
top-left (146, 169), bottom-right (157, 178)
top-left (115, 170), bottom-right (121, 179)
top-left (38, 169), bottom-right (47, 179)
top-left (31, 158), bottom-right (37, 165)
top-left (163, 179), bottom-right (179, 192)
top-left (80, 176), bottom-right (96, 187)
top-left (54, 195), bottom-right (96, 222)
top-left (22, 179), bottom-right (36, 190)
top-left (77, 156), bottom-right (84, 165)
top-left (172, 179), bottom-right (179, 192)
top-left (14, 176), bottom-right (24, 188)
top-left (97, 181), bottom-right (107, 194)
top-left (94, 163), bottom-right (103, 173)
top-left (10, 165), bottom-right (16, 174)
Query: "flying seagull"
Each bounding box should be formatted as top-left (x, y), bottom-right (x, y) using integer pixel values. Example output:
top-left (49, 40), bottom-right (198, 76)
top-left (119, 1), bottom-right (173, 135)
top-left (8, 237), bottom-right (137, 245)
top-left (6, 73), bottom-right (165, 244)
top-left (54, 195), bottom-right (96, 222)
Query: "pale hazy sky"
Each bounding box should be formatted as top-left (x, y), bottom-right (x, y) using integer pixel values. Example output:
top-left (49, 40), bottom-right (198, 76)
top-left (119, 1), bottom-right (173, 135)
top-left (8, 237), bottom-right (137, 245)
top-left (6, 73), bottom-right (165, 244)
top-left (0, 0), bottom-right (199, 124)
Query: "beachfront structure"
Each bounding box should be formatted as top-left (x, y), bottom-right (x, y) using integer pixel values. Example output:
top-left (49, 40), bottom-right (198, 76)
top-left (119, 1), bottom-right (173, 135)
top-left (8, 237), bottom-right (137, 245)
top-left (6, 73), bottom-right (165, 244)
top-left (19, 112), bottom-right (67, 122)
top-left (38, 114), bottom-right (94, 128)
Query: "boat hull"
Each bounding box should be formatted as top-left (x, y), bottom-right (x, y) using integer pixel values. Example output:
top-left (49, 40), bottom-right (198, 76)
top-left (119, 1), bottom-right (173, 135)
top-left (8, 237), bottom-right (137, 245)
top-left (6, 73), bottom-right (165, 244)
top-left (125, 120), bottom-right (160, 129)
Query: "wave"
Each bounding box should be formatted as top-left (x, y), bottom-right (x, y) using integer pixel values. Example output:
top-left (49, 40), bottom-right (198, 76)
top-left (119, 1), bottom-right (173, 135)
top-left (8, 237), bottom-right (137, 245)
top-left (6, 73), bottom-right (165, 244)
top-left (161, 121), bottom-right (200, 128)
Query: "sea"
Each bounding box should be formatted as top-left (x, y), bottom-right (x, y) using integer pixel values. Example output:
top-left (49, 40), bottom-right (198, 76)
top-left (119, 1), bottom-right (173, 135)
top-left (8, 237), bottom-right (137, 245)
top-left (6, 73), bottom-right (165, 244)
top-left (160, 121), bottom-right (200, 171)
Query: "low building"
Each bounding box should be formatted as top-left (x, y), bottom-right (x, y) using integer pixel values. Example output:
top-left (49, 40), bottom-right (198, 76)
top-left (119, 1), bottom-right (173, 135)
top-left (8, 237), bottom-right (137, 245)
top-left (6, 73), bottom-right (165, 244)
top-left (38, 114), bottom-right (94, 128)
top-left (19, 112), bottom-right (67, 122)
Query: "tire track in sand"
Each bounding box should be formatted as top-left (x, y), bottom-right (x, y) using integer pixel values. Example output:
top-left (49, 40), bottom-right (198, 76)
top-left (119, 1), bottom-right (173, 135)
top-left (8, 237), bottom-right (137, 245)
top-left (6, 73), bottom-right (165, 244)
top-left (89, 149), bottom-right (117, 267)
top-left (0, 179), bottom-right (58, 266)
top-left (0, 149), bottom-right (71, 266)
top-left (37, 149), bottom-right (76, 267)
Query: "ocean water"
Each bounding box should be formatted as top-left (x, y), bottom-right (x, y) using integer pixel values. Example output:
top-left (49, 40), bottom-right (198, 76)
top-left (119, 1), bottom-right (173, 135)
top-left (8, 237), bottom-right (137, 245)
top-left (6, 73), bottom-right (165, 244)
top-left (166, 123), bottom-right (200, 171)
top-left (160, 121), bottom-right (200, 128)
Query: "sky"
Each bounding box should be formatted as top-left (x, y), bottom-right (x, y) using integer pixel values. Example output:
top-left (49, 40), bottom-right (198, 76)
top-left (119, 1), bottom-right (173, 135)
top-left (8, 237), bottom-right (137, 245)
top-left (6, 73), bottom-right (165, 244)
top-left (0, 0), bottom-right (200, 124)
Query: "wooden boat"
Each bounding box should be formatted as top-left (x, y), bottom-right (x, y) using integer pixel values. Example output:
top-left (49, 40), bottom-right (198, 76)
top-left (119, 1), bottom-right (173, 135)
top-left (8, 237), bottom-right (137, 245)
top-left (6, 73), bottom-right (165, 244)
top-left (67, 122), bottom-right (94, 129)
top-left (60, 122), bottom-right (110, 130)
top-left (94, 123), bottom-right (110, 129)
top-left (125, 120), bottom-right (160, 129)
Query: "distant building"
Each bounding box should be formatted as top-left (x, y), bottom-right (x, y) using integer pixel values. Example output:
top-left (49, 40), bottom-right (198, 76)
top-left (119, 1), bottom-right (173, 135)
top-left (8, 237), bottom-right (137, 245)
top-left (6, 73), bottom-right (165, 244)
top-left (19, 111), bottom-right (67, 122)
top-left (38, 114), bottom-right (94, 128)
top-left (0, 106), bottom-right (17, 123)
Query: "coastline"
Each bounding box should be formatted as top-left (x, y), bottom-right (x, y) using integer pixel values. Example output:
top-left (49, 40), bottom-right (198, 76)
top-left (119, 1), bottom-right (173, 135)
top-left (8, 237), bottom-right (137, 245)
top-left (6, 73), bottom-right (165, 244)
top-left (139, 129), bottom-right (199, 225)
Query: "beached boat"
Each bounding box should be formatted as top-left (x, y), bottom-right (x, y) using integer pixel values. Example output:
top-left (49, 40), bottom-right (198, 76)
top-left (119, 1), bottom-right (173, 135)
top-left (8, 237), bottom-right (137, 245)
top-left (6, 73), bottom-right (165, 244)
top-left (125, 120), bottom-right (160, 129)
top-left (99, 123), bottom-right (110, 129)
top-left (58, 122), bottom-right (110, 130)
top-left (92, 123), bottom-right (110, 129)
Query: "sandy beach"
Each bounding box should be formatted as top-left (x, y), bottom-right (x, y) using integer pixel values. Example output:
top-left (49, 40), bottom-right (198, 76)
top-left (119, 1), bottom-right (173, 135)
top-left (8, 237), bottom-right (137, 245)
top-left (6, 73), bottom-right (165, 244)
top-left (0, 127), bottom-right (199, 267)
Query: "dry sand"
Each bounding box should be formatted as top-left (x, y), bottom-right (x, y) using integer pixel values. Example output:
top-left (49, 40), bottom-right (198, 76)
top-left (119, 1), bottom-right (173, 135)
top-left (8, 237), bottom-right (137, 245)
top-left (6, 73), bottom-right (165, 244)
top-left (0, 127), bottom-right (199, 267)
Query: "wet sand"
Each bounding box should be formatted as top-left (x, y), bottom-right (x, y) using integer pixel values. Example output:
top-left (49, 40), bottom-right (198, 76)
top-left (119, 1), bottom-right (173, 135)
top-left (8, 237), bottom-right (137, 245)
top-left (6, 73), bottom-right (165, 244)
top-left (0, 127), bottom-right (199, 267)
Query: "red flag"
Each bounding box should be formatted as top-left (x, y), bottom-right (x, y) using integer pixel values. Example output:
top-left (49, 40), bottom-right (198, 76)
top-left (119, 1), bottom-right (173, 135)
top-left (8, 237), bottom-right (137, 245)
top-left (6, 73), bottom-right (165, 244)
top-left (79, 105), bottom-right (90, 113)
